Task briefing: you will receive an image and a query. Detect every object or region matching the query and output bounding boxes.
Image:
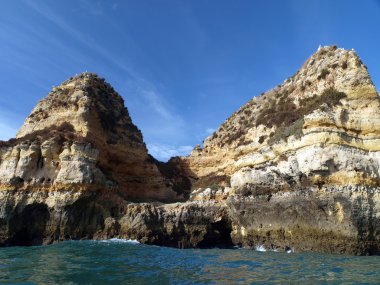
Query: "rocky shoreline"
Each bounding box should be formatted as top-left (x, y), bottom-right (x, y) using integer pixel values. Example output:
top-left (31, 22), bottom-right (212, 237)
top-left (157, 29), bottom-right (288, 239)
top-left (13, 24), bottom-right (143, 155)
top-left (1, 46), bottom-right (380, 255)
top-left (2, 186), bottom-right (378, 255)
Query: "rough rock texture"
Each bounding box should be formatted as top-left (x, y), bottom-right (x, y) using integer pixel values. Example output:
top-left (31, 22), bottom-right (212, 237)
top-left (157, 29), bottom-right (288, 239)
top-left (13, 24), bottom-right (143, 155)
top-left (1, 73), bottom-right (187, 202)
top-left (183, 46), bottom-right (379, 181)
top-left (1, 46), bottom-right (380, 255)
top-left (0, 73), bottom-right (194, 246)
top-left (0, 190), bottom-right (231, 248)
top-left (182, 46), bottom-right (380, 254)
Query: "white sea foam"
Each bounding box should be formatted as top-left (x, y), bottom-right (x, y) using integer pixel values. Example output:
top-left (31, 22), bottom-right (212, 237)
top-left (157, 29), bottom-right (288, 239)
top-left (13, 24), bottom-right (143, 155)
top-left (254, 245), bottom-right (287, 253)
top-left (255, 245), bottom-right (267, 252)
top-left (286, 248), bottom-right (293, 253)
top-left (101, 238), bottom-right (140, 244)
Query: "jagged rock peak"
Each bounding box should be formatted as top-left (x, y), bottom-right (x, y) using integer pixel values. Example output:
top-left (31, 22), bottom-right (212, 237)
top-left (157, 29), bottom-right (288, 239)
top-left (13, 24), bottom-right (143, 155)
top-left (177, 47), bottom-right (380, 254)
top-left (1, 72), bottom-right (187, 202)
top-left (199, 45), bottom-right (377, 151)
top-left (16, 72), bottom-right (143, 145)
top-left (60, 72), bottom-right (116, 92)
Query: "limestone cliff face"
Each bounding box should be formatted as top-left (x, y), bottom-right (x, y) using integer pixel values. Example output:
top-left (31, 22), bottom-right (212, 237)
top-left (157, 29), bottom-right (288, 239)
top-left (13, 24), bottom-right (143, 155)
top-left (184, 46), bottom-right (380, 254)
top-left (183, 46), bottom-right (379, 184)
top-left (1, 47), bottom-right (380, 255)
top-left (0, 73), bottom-right (193, 246)
top-left (1, 73), bottom-right (186, 201)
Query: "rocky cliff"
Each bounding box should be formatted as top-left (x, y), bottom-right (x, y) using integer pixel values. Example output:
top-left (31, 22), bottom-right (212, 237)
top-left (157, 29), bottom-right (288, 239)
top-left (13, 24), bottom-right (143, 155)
top-left (1, 46), bottom-right (380, 255)
top-left (1, 73), bottom-right (189, 201)
top-left (183, 46), bottom-right (380, 254)
top-left (0, 73), bottom-right (194, 246)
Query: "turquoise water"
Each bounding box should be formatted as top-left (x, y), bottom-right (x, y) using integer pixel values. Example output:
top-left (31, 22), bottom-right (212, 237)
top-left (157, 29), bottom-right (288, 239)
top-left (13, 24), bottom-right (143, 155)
top-left (0, 240), bottom-right (379, 284)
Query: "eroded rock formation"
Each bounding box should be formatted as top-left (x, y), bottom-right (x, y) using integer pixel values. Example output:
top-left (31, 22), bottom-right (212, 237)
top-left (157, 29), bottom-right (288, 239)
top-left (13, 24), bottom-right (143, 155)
top-left (1, 46), bottom-right (380, 254)
top-left (1, 73), bottom-right (188, 201)
top-left (0, 73), bottom-right (193, 246)
top-left (183, 46), bottom-right (380, 254)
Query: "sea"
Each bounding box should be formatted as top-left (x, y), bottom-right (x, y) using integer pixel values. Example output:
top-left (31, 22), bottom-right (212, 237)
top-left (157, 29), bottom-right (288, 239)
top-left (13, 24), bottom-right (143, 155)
top-left (0, 239), bottom-right (379, 284)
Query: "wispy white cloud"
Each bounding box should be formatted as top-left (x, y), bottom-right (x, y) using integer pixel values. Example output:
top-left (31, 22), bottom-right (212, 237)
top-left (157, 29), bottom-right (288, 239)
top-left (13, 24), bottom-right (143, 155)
top-left (147, 143), bottom-right (193, 162)
top-left (23, 0), bottom-right (179, 120)
top-left (23, 0), bottom-right (190, 154)
top-left (139, 89), bottom-right (179, 121)
top-left (24, 0), bottom-right (140, 79)
top-left (125, 78), bottom-right (188, 143)
top-left (0, 19), bottom-right (99, 83)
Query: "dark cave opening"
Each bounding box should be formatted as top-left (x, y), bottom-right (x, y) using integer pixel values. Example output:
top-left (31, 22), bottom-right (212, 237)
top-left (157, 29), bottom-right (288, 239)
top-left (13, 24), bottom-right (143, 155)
top-left (7, 203), bottom-right (49, 246)
top-left (198, 219), bottom-right (233, 248)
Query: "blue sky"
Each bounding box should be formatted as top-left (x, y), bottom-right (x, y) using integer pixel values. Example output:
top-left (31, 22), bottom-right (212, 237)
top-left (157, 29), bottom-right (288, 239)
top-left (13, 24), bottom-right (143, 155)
top-left (0, 1), bottom-right (379, 161)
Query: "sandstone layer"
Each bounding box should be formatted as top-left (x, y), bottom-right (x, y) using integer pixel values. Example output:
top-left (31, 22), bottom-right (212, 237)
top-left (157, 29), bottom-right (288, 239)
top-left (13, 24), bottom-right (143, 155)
top-left (1, 46), bottom-right (380, 255)
top-left (0, 73), bottom-right (193, 245)
top-left (183, 46), bottom-right (380, 254)
top-left (1, 73), bottom-right (188, 202)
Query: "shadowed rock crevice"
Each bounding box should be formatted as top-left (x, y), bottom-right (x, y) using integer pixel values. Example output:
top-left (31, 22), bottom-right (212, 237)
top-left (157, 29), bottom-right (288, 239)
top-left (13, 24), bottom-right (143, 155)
top-left (198, 218), bottom-right (233, 248)
top-left (150, 156), bottom-right (192, 199)
top-left (6, 203), bottom-right (49, 246)
top-left (353, 190), bottom-right (380, 255)
top-left (62, 195), bottom-right (106, 240)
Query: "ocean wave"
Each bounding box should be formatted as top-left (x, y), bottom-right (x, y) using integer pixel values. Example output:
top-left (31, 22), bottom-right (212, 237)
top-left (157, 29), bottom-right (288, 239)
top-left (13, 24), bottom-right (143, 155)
top-left (254, 245), bottom-right (291, 253)
top-left (255, 245), bottom-right (267, 252)
top-left (100, 238), bottom-right (140, 244)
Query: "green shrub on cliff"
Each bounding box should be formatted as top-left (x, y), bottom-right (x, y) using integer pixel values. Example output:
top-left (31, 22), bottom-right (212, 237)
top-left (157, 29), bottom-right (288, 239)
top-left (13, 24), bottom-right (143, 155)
top-left (317, 68), bottom-right (330, 80)
top-left (263, 87), bottom-right (347, 144)
top-left (202, 87), bottom-right (347, 148)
